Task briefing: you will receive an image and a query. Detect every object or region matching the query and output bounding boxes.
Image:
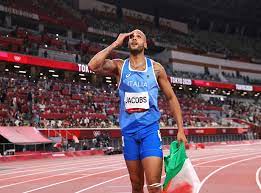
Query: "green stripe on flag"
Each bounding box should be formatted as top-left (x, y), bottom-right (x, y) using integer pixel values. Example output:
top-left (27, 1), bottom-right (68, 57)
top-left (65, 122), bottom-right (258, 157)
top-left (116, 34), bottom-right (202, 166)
top-left (163, 141), bottom-right (188, 189)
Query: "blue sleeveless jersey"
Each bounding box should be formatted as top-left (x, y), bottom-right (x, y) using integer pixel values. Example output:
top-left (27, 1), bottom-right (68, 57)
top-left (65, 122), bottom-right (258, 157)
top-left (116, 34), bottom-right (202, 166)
top-left (118, 57), bottom-right (161, 135)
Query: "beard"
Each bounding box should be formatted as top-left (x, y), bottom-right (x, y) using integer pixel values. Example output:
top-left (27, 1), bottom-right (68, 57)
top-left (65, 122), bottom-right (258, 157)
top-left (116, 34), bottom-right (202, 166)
top-left (129, 46), bottom-right (144, 56)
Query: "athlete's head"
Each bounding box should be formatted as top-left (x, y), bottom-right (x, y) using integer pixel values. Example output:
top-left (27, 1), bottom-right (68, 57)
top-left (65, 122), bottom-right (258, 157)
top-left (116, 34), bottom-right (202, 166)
top-left (128, 29), bottom-right (147, 55)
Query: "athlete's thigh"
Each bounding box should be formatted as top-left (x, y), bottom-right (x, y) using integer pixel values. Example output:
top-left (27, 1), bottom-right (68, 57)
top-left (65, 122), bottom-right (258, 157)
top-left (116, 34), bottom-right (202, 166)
top-left (140, 130), bottom-right (163, 185)
top-left (141, 156), bottom-right (162, 185)
top-left (140, 129), bottom-right (163, 160)
top-left (125, 160), bottom-right (145, 186)
top-left (122, 134), bottom-right (140, 160)
top-left (123, 134), bottom-right (145, 191)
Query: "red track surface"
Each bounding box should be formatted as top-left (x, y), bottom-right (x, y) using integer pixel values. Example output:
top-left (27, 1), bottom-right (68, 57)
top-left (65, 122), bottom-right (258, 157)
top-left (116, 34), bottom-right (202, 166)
top-left (0, 143), bottom-right (261, 193)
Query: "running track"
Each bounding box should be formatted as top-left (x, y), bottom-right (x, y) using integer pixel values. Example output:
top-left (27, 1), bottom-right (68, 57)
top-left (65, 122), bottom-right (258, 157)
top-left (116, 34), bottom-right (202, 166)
top-left (0, 143), bottom-right (261, 193)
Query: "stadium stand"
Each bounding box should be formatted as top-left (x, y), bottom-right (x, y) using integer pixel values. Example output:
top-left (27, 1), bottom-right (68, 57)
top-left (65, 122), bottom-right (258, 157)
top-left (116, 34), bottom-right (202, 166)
top-left (0, 71), bottom-right (260, 129)
top-left (0, 0), bottom-right (260, 153)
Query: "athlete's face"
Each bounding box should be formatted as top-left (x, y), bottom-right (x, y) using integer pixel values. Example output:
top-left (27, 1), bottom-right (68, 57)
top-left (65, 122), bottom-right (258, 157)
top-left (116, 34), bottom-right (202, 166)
top-left (128, 30), bottom-right (147, 55)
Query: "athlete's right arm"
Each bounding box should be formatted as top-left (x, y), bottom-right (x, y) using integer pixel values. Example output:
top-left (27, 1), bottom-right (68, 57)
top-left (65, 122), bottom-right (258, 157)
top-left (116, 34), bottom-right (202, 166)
top-left (88, 32), bottom-right (133, 76)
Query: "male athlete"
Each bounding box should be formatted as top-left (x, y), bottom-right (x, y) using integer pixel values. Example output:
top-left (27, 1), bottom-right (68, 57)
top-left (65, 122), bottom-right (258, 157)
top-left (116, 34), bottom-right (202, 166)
top-left (88, 29), bottom-right (187, 193)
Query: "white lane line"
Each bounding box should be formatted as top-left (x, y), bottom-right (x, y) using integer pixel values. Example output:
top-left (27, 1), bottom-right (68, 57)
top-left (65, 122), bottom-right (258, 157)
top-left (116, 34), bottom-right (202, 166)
top-left (0, 147), bottom-right (248, 175)
top-left (0, 159), bottom-right (123, 182)
top-left (74, 152), bottom-right (261, 193)
top-left (190, 151), bottom-right (247, 162)
top-left (0, 156), bottom-right (123, 175)
top-left (0, 156), bottom-right (124, 177)
top-left (256, 166), bottom-right (261, 190)
top-left (2, 149), bottom-right (257, 192)
top-left (4, 150), bottom-right (240, 188)
top-left (192, 152), bottom-right (261, 167)
top-left (21, 154), bottom-right (227, 193)
top-left (205, 148), bottom-right (255, 151)
top-left (196, 155), bottom-right (261, 193)
top-left (0, 150), bottom-right (234, 188)
top-left (0, 162), bottom-right (125, 189)
top-left (0, 147), bottom-right (234, 172)
top-left (22, 151), bottom-right (228, 193)
top-left (23, 167), bottom-right (127, 193)
top-left (74, 174), bottom-right (129, 193)
top-left (194, 166), bottom-right (223, 168)
top-left (108, 186), bottom-right (131, 188)
top-left (225, 143), bottom-right (261, 147)
top-left (161, 151), bottom-right (261, 179)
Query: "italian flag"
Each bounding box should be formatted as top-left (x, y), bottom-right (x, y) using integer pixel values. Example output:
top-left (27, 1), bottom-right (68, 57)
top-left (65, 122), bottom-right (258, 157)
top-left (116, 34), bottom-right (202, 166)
top-left (163, 141), bottom-right (200, 193)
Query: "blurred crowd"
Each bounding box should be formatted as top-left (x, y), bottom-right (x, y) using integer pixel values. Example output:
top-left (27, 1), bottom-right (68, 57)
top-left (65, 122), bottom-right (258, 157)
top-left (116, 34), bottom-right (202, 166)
top-left (1, 72), bottom-right (260, 129)
top-left (84, 9), bottom-right (261, 59)
top-left (0, 0), bottom-right (260, 65)
top-left (0, 0), bottom-right (260, 130)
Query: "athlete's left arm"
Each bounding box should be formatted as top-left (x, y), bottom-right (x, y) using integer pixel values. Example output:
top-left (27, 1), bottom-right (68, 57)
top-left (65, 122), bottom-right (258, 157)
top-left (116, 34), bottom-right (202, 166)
top-left (154, 62), bottom-right (188, 143)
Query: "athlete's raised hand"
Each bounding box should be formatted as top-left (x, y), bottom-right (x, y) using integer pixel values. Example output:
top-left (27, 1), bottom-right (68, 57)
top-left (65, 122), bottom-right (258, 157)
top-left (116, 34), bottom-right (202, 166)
top-left (88, 32), bottom-right (133, 74)
top-left (112, 31), bottom-right (134, 48)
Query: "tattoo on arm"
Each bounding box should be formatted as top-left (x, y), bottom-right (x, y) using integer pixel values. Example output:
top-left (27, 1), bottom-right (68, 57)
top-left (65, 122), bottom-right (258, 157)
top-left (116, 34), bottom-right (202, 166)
top-left (96, 59), bottom-right (122, 76)
top-left (153, 62), bottom-right (165, 79)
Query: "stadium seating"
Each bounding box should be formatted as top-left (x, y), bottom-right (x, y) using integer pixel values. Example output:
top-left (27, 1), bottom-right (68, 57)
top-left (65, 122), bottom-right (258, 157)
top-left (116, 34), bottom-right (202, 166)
top-left (1, 72), bottom-right (259, 128)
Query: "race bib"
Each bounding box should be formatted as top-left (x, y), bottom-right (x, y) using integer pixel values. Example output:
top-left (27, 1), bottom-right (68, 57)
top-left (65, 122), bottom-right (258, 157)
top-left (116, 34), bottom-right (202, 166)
top-left (124, 92), bottom-right (149, 113)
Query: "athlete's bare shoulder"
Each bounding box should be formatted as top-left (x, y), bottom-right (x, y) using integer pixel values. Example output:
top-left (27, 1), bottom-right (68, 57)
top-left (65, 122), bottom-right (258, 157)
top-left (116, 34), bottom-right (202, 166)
top-left (112, 58), bottom-right (124, 66)
top-left (97, 58), bottom-right (124, 76)
top-left (152, 61), bottom-right (165, 79)
top-left (112, 58), bottom-right (124, 76)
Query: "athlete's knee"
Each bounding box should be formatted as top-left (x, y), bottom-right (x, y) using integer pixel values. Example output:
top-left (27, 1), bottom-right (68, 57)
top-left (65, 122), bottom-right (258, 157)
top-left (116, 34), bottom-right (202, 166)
top-left (147, 183), bottom-right (162, 193)
top-left (131, 181), bottom-right (144, 193)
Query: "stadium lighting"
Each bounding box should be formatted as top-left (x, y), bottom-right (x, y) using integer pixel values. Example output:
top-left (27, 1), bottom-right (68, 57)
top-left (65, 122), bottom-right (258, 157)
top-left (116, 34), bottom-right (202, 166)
top-left (106, 80), bottom-right (112, 83)
top-left (18, 71), bottom-right (26, 74)
top-left (40, 73), bottom-right (43, 76)
top-left (55, 37), bottom-right (59, 40)
top-left (105, 77), bottom-right (111, 79)
top-left (6, 34), bottom-right (8, 37)
top-left (44, 44), bottom-right (48, 48)
top-left (52, 74), bottom-right (59, 77)
top-left (56, 34), bottom-right (59, 37)
top-left (79, 73), bottom-right (85, 76)
top-left (80, 78), bottom-right (86, 80)
top-left (49, 70), bottom-right (55, 73)
top-left (179, 86), bottom-right (183, 90)
top-left (5, 69), bottom-right (9, 71)
top-left (14, 65), bottom-right (20, 68)
top-left (189, 87), bottom-right (192, 90)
